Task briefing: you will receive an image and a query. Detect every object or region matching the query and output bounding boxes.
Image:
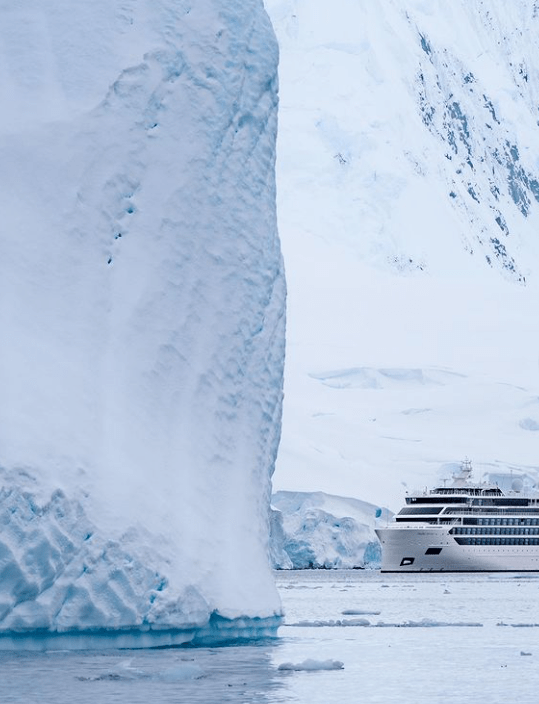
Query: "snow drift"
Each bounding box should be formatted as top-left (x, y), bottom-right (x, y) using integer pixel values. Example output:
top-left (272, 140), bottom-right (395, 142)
top-left (0, 0), bottom-right (285, 647)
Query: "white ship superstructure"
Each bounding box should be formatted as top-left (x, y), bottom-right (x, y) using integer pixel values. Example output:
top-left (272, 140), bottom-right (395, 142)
top-left (376, 461), bottom-right (539, 572)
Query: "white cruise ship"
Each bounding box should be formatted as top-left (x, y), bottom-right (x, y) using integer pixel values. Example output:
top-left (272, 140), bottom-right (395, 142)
top-left (375, 461), bottom-right (539, 572)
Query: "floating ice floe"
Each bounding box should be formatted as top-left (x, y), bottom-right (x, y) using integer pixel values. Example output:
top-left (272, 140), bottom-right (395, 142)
top-left (288, 618), bottom-right (370, 627)
top-left (278, 659), bottom-right (344, 671)
top-left (376, 620), bottom-right (483, 628)
top-left (287, 618), bottom-right (484, 628)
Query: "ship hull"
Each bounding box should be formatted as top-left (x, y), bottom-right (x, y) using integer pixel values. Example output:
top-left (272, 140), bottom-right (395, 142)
top-left (376, 526), bottom-right (539, 572)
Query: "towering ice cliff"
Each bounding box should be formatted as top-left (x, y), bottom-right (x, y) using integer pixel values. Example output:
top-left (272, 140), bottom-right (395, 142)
top-left (265, 0), bottom-right (539, 510)
top-left (0, 0), bottom-right (285, 647)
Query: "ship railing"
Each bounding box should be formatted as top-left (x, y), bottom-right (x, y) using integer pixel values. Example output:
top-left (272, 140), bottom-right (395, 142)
top-left (436, 517), bottom-right (462, 526)
top-left (393, 518), bottom-right (463, 530)
top-left (443, 508), bottom-right (538, 516)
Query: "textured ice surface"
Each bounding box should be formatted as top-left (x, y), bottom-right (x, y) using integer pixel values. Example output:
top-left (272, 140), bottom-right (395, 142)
top-left (270, 491), bottom-right (388, 569)
top-left (0, 0), bottom-right (284, 646)
top-left (268, 503), bottom-right (294, 570)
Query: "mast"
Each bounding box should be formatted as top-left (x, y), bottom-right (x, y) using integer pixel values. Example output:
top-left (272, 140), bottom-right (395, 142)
top-left (452, 458), bottom-right (473, 487)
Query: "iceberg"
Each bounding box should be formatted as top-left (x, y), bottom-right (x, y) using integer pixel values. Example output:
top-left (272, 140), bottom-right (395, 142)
top-left (271, 491), bottom-right (388, 569)
top-left (0, 0), bottom-right (285, 648)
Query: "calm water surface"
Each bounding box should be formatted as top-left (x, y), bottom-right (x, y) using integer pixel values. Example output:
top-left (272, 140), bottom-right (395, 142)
top-left (2, 571), bottom-right (539, 703)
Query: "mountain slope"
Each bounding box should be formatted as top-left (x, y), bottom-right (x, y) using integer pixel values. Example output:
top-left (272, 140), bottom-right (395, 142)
top-left (265, 0), bottom-right (539, 510)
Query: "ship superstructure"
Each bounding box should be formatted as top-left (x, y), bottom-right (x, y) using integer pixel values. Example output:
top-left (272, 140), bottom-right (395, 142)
top-left (376, 461), bottom-right (539, 572)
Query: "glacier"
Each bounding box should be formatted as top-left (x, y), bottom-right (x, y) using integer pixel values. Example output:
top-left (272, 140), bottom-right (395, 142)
top-left (265, 0), bottom-right (539, 512)
top-left (270, 491), bottom-right (388, 569)
top-left (0, 0), bottom-right (285, 648)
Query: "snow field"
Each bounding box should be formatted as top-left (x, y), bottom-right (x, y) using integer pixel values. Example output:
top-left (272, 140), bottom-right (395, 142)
top-left (265, 0), bottom-right (539, 511)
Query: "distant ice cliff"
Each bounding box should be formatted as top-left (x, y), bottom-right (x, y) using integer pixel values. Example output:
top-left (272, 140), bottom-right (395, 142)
top-left (0, 0), bottom-right (284, 648)
top-left (271, 492), bottom-right (387, 569)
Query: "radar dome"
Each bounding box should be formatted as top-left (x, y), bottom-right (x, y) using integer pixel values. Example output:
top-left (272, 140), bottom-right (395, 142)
top-left (511, 478), bottom-right (524, 492)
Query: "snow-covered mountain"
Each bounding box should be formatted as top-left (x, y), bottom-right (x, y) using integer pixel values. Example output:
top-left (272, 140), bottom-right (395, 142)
top-left (265, 0), bottom-right (539, 512)
top-left (0, 0), bottom-right (284, 647)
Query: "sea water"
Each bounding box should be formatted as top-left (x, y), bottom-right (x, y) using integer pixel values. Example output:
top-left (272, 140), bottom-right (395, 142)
top-left (1, 571), bottom-right (539, 703)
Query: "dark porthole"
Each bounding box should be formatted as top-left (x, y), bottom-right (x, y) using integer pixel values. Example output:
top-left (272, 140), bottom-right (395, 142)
top-left (425, 547), bottom-right (442, 555)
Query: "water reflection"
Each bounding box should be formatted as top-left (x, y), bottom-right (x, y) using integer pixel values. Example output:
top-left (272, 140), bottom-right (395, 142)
top-left (0, 640), bottom-right (288, 704)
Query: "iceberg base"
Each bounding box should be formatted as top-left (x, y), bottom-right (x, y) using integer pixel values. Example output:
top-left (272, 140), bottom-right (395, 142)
top-left (0, 614), bottom-right (282, 651)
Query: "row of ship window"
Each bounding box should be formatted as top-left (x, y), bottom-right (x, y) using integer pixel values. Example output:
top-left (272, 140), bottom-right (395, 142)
top-left (446, 509), bottom-right (539, 516)
top-left (455, 537), bottom-right (539, 546)
top-left (451, 526), bottom-right (539, 535)
top-left (400, 511), bottom-right (539, 522)
top-left (466, 518), bottom-right (539, 526)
